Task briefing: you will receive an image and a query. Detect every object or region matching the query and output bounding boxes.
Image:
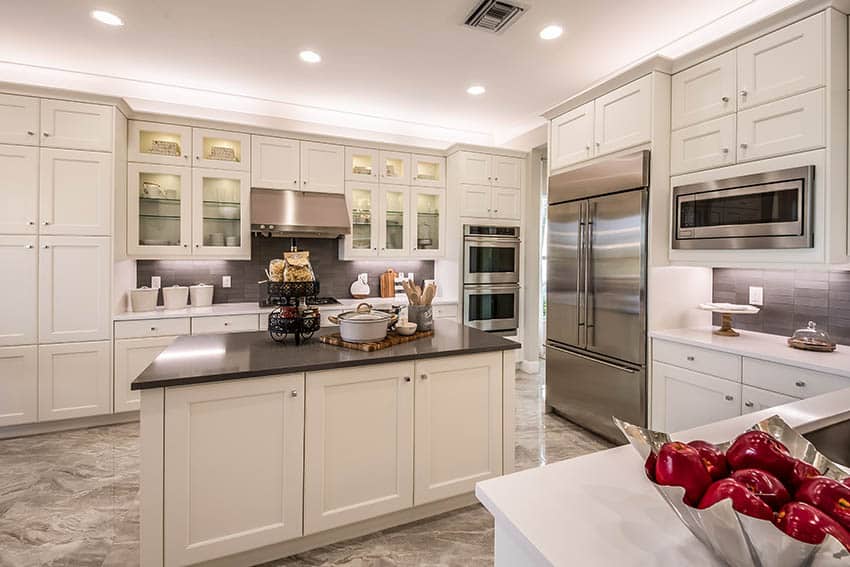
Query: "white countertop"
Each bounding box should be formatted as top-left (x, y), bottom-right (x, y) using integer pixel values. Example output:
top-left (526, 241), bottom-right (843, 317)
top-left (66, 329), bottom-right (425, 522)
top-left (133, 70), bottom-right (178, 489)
top-left (476, 387), bottom-right (850, 567)
top-left (113, 297), bottom-right (458, 321)
top-left (650, 328), bottom-right (850, 378)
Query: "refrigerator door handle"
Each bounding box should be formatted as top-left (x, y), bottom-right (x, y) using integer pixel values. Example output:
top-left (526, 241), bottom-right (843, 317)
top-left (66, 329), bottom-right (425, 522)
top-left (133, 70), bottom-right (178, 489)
top-left (545, 344), bottom-right (638, 373)
top-left (577, 202), bottom-right (587, 346)
top-left (585, 201), bottom-right (595, 346)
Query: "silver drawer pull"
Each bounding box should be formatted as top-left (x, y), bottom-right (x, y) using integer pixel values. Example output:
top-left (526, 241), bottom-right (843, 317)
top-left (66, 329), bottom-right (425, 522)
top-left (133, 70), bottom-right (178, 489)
top-left (795, 380), bottom-right (806, 388)
top-left (150, 327), bottom-right (157, 331)
top-left (686, 355), bottom-right (695, 361)
top-left (725, 395), bottom-right (734, 401)
top-left (744, 401), bottom-right (754, 408)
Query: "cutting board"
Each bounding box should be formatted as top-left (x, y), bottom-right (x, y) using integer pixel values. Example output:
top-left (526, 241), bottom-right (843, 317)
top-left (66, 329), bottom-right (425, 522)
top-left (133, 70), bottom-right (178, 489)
top-left (320, 329), bottom-right (434, 352)
top-left (380, 269), bottom-right (397, 298)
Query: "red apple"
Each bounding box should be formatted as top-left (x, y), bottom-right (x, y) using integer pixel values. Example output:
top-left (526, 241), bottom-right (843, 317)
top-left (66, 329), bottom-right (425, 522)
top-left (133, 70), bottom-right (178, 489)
top-left (645, 451), bottom-right (657, 481)
top-left (726, 431), bottom-right (795, 481)
top-left (775, 502), bottom-right (850, 551)
top-left (698, 478), bottom-right (775, 521)
top-left (688, 440), bottom-right (729, 481)
top-left (788, 459), bottom-right (822, 490)
top-left (844, 478), bottom-right (850, 489)
top-left (731, 469), bottom-right (790, 510)
top-left (795, 477), bottom-right (850, 531)
top-left (655, 441), bottom-right (713, 505)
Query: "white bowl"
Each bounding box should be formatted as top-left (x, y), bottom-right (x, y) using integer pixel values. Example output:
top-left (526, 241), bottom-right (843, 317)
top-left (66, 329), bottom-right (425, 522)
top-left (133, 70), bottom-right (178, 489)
top-left (395, 322), bottom-right (418, 336)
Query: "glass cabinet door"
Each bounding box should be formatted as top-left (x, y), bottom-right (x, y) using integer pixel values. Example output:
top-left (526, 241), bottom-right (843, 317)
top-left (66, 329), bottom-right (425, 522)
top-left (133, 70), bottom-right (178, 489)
top-left (379, 151), bottom-right (411, 185)
top-left (380, 184), bottom-right (409, 256)
top-left (344, 147), bottom-right (379, 182)
top-left (411, 188), bottom-right (444, 257)
top-left (127, 164), bottom-right (191, 257)
top-left (192, 128), bottom-right (250, 172)
top-left (412, 154), bottom-right (446, 188)
top-left (344, 182), bottom-right (378, 257)
top-left (192, 169), bottom-right (250, 258)
top-left (128, 121), bottom-right (192, 166)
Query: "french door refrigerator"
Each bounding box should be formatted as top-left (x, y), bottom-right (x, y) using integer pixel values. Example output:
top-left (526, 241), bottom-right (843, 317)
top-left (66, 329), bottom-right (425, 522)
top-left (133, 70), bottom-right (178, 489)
top-left (546, 150), bottom-right (649, 443)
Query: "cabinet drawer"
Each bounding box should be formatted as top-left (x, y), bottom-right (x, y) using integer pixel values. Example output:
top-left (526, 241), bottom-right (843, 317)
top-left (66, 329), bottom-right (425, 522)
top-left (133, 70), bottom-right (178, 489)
top-left (191, 314), bottom-right (259, 335)
top-left (670, 114), bottom-right (736, 175)
top-left (433, 304), bottom-right (458, 319)
top-left (115, 318), bottom-right (190, 339)
top-left (743, 358), bottom-right (850, 399)
top-left (653, 339), bottom-right (741, 381)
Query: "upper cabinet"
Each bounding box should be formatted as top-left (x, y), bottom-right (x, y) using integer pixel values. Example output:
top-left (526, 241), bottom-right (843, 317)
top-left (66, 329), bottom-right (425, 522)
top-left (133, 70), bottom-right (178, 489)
top-left (379, 184), bottom-right (410, 256)
top-left (301, 141), bottom-right (344, 194)
top-left (252, 135), bottom-right (300, 190)
top-left (455, 152), bottom-right (522, 188)
top-left (379, 151), bottom-right (411, 185)
top-left (128, 163), bottom-right (192, 257)
top-left (671, 51), bottom-right (737, 130)
top-left (411, 188), bottom-right (444, 256)
top-left (492, 155), bottom-right (523, 188)
top-left (453, 151), bottom-right (524, 221)
top-left (342, 181), bottom-right (379, 258)
top-left (128, 121), bottom-right (192, 166)
top-left (411, 154), bottom-right (445, 187)
top-left (39, 149), bottom-right (113, 236)
top-left (345, 146), bottom-right (380, 182)
top-left (550, 101), bottom-right (594, 170)
top-left (192, 168), bottom-right (251, 259)
top-left (193, 128), bottom-right (250, 171)
top-left (0, 144), bottom-right (38, 234)
top-left (0, 94), bottom-right (39, 146)
top-left (40, 100), bottom-right (113, 152)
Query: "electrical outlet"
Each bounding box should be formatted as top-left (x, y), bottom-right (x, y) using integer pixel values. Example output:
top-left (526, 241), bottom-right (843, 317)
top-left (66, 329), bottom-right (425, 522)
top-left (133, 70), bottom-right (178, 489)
top-left (222, 275), bottom-right (231, 288)
top-left (151, 276), bottom-right (161, 289)
top-left (749, 286), bottom-right (764, 306)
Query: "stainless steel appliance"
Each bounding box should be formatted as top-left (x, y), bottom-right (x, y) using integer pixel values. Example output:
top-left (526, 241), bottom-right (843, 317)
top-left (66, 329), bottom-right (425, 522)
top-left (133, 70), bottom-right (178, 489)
top-left (251, 188), bottom-right (351, 238)
top-left (546, 151), bottom-right (648, 442)
top-left (463, 225), bottom-right (520, 334)
top-left (672, 166), bottom-right (814, 250)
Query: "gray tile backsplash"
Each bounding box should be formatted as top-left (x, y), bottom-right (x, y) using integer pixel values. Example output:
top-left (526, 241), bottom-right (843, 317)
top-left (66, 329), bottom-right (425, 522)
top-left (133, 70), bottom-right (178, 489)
top-left (712, 268), bottom-right (850, 346)
top-left (137, 236), bottom-right (434, 304)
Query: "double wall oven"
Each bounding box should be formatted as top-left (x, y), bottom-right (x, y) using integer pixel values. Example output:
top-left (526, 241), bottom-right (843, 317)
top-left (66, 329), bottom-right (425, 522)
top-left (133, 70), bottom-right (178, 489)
top-left (462, 225), bottom-right (520, 333)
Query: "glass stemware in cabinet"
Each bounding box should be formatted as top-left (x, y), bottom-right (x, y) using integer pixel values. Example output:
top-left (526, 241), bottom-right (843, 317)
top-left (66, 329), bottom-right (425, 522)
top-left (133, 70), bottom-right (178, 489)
top-left (138, 172), bottom-right (182, 248)
top-left (201, 177), bottom-right (241, 248)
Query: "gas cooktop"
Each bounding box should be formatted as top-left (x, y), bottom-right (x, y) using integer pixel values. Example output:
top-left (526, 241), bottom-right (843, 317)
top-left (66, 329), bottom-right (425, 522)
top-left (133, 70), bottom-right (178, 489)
top-left (307, 297), bottom-right (341, 306)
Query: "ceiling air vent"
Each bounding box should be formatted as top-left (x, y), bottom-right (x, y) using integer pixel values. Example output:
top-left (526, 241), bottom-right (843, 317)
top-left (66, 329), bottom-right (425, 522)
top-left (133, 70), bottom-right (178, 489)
top-left (464, 0), bottom-right (525, 33)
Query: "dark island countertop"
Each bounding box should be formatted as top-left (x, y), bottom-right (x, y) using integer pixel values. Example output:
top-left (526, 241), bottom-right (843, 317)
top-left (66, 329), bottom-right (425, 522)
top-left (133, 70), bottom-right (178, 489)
top-left (131, 319), bottom-right (521, 390)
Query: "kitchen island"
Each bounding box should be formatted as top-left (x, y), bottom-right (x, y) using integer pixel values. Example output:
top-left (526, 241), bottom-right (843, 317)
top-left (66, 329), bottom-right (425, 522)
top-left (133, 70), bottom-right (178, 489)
top-left (133, 320), bottom-right (520, 567)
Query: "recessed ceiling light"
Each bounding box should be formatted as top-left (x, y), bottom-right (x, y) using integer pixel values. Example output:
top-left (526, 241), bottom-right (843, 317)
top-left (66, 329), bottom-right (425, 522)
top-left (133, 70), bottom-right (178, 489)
top-left (91, 10), bottom-right (124, 26)
top-left (539, 24), bottom-right (563, 40)
top-left (299, 50), bottom-right (322, 63)
top-left (466, 85), bottom-right (486, 96)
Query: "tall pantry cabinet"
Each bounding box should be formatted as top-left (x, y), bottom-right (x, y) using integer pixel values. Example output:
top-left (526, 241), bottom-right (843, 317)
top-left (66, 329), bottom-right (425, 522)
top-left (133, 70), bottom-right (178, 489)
top-left (0, 92), bottom-right (117, 426)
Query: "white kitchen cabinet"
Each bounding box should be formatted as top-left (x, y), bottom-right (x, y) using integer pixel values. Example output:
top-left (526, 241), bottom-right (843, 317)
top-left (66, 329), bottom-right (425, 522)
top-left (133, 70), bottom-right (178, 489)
top-left (128, 121), bottom-right (192, 166)
top-left (742, 358), bottom-right (850, 399)
top-left (492, 156), bottom-right (523, 188)
top-left (414, 353), bottom-right (502, 505)
top-left (127, 163), bottom-right (192, 258)
top-left (114, 318), bottom-right (190, 340)
top-left (40, 99), bottom-right (112, 152)
top-left (411, 187), bottom-right (445, 257)
top-left (114, 336), bottom-right (174, 413)
top-left (652, 339), bottom-right (741, 381)
top-left (736, 89), bottom-right (825, 163)
top-left (190, 314), bottom-right (259, 335)
top-left (379, 150), bottom-right (411, 185)
top-left (550, 101), bottom-right (595, 170)
top-left (0, 93), bottom-right (39, 146)
top-left (433, 303), bottom-right (458, 320)
top-left (737, 12), bottom-right (824, 109)
top-left (191, 168), bottom-right (250, 258)
top-left (460, 184), bottom-right (493, 218)
top-left (251, 135), bottom-right (300, 189)
top-left (741, 385), bottom-right (798, 415)
top-left (411, 154), bottom-right (445, 187)
top-left (304, 362), bottom-right (414, 534)
top-left (39, 148), bottom-right (112, 236)
top-left (192, 128), bottom-right (250, 172)
top-left (594, 74), bottom-right (652, 156)
top-left (0, 345), bottom-right (37, 427)
top-left (343, 181), bottom-right (379, 257)
top-left (652, 362), bottom-right (741, 433)
top-left (164, 373), bottom-right (304, 565)
top-left (39, 236), bottom-right (111, 343)
top-left (38, 340), bottom-right (111, 421)
top-left (379, 184), bottom-right (410, 256)
top-left (345, 146), bottom-right (380, 182)
top-left (671, 51), bottom-right (737, 130)
top-left (491, 188), bottom-right (522, 220)
top-left (301, 141), bottom-right (344, 194)
top-left (0, 144), bottom-right (38, 234)
top-left (670, 114), bottom-right (737, 175)
top-left (456, 152), bottom-right (493, 185)
top-left (0, 236), bottom-right (37, 346)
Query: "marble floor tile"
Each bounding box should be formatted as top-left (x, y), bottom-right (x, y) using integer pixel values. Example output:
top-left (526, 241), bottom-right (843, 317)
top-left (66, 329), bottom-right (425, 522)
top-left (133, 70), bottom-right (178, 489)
top-left (0, 365), bottom-right (611, 567)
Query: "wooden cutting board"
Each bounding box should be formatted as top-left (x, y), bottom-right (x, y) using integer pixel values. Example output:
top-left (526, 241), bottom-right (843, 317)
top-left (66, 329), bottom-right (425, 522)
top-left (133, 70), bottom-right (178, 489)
top-left (320, 329), bottom-right (434, 352)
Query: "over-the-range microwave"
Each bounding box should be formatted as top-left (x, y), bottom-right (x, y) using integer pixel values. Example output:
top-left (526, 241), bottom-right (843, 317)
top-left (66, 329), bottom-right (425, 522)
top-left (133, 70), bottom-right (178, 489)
top-left (672, 166), bottom-right (814, 250)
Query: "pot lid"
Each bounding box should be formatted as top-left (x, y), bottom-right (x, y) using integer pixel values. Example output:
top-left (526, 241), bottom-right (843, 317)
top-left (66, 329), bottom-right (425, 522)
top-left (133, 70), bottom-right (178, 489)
top-left (336, 303), bottom-right (394, 322)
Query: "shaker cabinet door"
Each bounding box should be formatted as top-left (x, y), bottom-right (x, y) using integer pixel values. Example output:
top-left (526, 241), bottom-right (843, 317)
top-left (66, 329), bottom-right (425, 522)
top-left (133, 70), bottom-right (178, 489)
top-left (39, 148), bottom-right (112, 236)
top-left (651, 362), bottom-right (741, 433)
top-left (251, 135), bottom-right (300, 189)
top-left (0, 93), bottom-right (39, 146)
top-left (550, 101), bottom-right (595, 170)
top-left (0, 236), bottom-right (38, 346)
top-left (593, 74), bottom-right (652, 156)
top-left (40, 99), bottom-right (113, 152)
top-left (0, 144), bottom-right (39, 234)
top-left (459, 185), bottom-right (492, 218)
top-left (670, 114), bottom-right (736, 175)
top-left (671, 51), bottom-right (737, 129)
top-left (491, 188), bottom-right (521, 220)
top-left (736, 89), bottom-right (825, 163)
top-left (491, 156), bottom-right (522, 188)
top-left (0, 345), bottom-right (38, 427)
top-left (192, 128), bottom-right (250, 171)
top-left (114, 336), bottom-right (175, 412)
top-left (38, 340), bottom-right (111, 421)
top-left (301, 141), bottom-right (344, 194)
top-left (456, 152), bottom-right (492, 185)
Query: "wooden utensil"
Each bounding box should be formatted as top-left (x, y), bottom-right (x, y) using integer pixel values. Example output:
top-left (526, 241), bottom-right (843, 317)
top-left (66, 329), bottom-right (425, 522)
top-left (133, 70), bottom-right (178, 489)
top-left (422, 283), bottom-right (436, 306)
top-left (402, 279), bottom-right (420, 305)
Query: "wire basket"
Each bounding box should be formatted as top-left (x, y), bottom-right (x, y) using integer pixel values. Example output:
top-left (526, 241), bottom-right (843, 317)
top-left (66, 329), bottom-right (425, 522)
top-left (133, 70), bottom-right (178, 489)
top-left (265, 280), bottom-right (320, 305)
top-left (268, 307), bottom-right (320, 344)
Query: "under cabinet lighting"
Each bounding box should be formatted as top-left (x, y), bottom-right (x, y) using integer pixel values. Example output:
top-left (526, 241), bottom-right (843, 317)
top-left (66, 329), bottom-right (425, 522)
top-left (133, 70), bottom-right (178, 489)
top-left (299, 50), bottom-right (322, 63)
top-left (466, 85), bottom-right (486, 95)
top-left (91, 10), bottom-right (124, 26)
top-left (539, 25), bottom-right (563, 40)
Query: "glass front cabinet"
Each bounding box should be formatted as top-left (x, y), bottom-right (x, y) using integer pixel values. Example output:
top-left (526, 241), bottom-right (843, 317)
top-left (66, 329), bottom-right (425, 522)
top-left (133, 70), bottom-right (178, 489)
top-left (411, 188), bottom-right (444, 257)
top-left (411, 154), bottom-right (446, 188)
top-left (345, 147), bottom-right (380, 182)
top-left (128, 121), bottom-right (192, 166)
top-left (193, 128), bottom-right (250, 172)
top-left (380, 184), bottom-right (410, 256)
top-left (191, 169), bottom-right (250, 258)
top-left (342, 182), bottom-right (379, 257)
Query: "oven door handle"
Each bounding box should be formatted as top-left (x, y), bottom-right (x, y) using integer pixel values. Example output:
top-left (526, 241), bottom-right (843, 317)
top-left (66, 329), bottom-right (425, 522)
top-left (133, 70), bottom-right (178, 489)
top-left (465, 285), bottom-right (521, 292)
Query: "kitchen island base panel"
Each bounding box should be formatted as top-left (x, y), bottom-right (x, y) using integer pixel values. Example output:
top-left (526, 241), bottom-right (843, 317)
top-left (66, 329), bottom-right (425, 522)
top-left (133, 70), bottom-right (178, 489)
top-left (0, 410), bottom-right (138, 441)
top-left (495, 519), bottom-right (547, 567)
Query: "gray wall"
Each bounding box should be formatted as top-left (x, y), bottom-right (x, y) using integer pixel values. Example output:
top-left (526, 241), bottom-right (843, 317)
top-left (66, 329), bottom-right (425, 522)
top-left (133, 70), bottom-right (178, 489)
top-left (137, 236), bottom-right (434, 304)
top-left (712, 268), bottom-right (850, 346)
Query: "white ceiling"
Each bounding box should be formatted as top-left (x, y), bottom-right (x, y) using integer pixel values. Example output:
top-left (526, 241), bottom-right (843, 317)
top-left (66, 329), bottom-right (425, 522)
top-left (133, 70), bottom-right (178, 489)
top-left (0, 0), bottom-right (801, 148)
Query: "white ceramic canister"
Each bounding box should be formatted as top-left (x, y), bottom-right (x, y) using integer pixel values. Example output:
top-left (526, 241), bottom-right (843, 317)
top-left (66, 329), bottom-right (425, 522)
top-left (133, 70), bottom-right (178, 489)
top-left (130, 287), bottom-right (159, 312)
top-left (189, 284), bottom-right (214, 307)
top-left (162, 285), bottom-right (189, 310)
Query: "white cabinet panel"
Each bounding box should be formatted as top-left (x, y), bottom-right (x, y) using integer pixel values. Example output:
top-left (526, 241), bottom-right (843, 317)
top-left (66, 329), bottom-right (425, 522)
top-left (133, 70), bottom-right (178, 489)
top-left (411, 154), bottom-right (445, 187)
top-left (128, 121), bottom-right (192, 166)
top-left (114, 336), bottom-right (174, 412)
top-left (652, 339), bottom-right (741, 381)
top-left (456, 152), bottom-right (492, 185)
top-left (38, 340), bottom-right (111, 421)
top-left (192, 128), bottom-right (250, 172)
top-left (492, 156), bottom-right (522, 188)
top-left (379, 151), bottom-right (411, 185)
top-left (550, 101), bottom-right (595, 170)
top-left (414, 353), bottom-right (502, 505)
top-left (460, 184), bottom-right (492, 218)
top-left (593, 74), bottom-right (652, 156)
top-left (737, 12), bottom-right (825, 109)
top-left (670, 114), bottom-right (737, 175)
top-left (190, 314), bottom-right (259, 335)
top-left (114, 318), bottom-right (190, 339)
top-left (39, 148), bottom-right (112, 236)
top-left (433, 304), bottom-right (458, 320)
top-left (39, 236), bottom-right (111, 343)
top-left (304, 362), bottom-right (413, 534)
top-left (671, 51), bottom-right (737, 129)
top-left (741, 385), bottom-right (797, 415)
top-left (251, 135), bottom-right (300, 189)
top-left (191, 168), bottom-right (250, 258)
top-left (301, 141), bottom-right (344, 194)
top-left (743, 358), bottom-right (850, 399)
top-left (0, 144), bottom-right (38, 234)
top-left (40, 99), bottom-right (112, 152)
top-left (0, 236), bottom-right (37, 346)
top-left (652, 362), bottom-right (741, 433)
top-left (736, 89), bottom-right (825, 162)
top-left (127, 163), bottom-right (192, 257)
top-left (0, 345), bottom-right (37, 426)
top-left (491, 188), bottom-right (521, 220)
top-left (164, 374), bottom-right (304, 565)
top-left (345, 146), bottom-right (380, 182)
top-left (0, 94), bottom-right (39, 146)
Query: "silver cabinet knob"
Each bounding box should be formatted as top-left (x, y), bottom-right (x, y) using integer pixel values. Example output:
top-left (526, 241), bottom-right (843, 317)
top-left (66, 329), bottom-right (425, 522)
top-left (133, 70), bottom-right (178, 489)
top-left (293, 180), bottom-right (298, 184)
top-left (195, 156), bottom-right (200, 160)
top-left (24, 244), bottom-right (33, 249)
top-left (303, 180), bottom-right (307, 185)
top-left (42, 221), bottom-right (50, 225)
top-left (721, 96), bottom-right (729, 103)
top-left (195, 244), bottom-right (200, 248)
top-left (744, 401), bottom-right (754, 408)
top-left (404, 376), bottom-right (411, 382)
top-left (183, 243), bottom-right (188, 248)
top-left (740, 89), bottom-right (748, 97)
top-left (585, 145), bottom-right (590, 151)
top-left (420, 374), bottom-right (428, 380)
top-left (27, 220), bottom-right (35, 226)
top-left (721, 148), bottom-right (729, 154)
top-left (290, 389), bottom-right (298, 397)
top-left (223, 322), bottom-right (229, 326)
top-left (373, 247), bottom-right (377, 251)
top-left (725, 395), bottom-right (734, 401)
top-left (487, 176), bottom-right (492, 181)
top-left (41, 244), bottom-right (49, 249)
top-left (27, 130), bottom-right (35, 136)
top-left (494, 209), bottom-right (499, 213)
top-left (595, 141), bottom-right (601, 147)
top-left (150, 327), bottom-right (157, 331)
top-left (795, 380), bottom-right (806, 388)
top-left (740, 143), bottom-right (748, 149)
top-left (686, 355), bottom-right (695, 361)
top-left (183, 155), bottom-right (188, 159)
top-left (495, 177), bottom-right (499, 181)
top-left (42, 132), bottom-right (50, 137)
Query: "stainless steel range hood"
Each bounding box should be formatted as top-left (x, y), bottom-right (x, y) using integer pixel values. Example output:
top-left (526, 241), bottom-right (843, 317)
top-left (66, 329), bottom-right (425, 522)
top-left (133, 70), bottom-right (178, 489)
top-left (250, 188), bottom-right (351, 238)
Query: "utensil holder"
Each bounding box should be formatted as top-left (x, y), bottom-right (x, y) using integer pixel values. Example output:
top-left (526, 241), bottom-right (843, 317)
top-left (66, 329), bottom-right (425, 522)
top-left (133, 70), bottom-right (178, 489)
top-left (407, 305), bottom-right (433, 331)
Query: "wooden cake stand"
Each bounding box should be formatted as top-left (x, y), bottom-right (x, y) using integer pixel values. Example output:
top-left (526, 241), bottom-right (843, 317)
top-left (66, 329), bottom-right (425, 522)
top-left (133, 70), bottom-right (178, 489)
top-left (698, 303), bottom-right (760, 337)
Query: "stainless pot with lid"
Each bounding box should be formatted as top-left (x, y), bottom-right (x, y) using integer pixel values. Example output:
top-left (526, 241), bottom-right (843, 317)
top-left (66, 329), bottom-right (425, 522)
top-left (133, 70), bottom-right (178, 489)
top-left (329, 303), bottom-right (398, 343)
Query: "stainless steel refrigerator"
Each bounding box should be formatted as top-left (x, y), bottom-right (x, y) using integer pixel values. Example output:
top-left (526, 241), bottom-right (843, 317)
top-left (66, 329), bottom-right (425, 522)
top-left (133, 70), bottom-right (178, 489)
top-left (546, 150), bottom-right (649, 443)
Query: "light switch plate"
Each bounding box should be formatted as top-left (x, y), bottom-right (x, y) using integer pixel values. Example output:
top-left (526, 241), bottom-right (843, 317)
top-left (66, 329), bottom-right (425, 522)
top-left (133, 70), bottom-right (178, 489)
top-left (222, 275), bottom-right (232, 288)
top-left (151, 276), bottom-right (161, 289)
top-left (749, 286), bottom-right (763, 306)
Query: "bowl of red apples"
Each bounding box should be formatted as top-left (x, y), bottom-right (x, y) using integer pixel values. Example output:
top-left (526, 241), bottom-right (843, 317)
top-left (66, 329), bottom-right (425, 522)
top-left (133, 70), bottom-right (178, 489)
top-left (615, 415), bottom-right (850, 567)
